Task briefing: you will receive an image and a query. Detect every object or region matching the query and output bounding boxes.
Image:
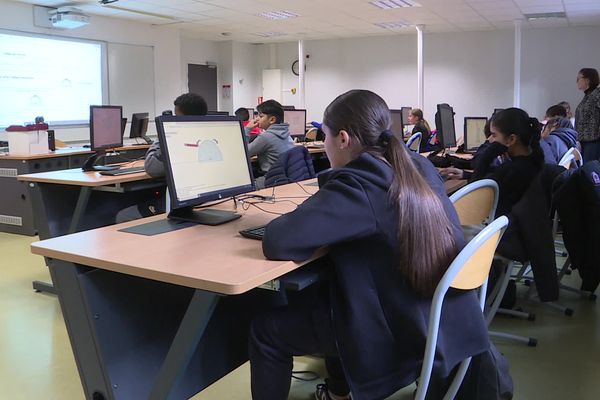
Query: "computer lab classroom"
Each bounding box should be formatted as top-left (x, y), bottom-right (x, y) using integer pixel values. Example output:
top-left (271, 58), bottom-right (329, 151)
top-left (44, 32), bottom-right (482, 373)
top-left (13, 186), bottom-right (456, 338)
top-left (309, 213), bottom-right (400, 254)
top-left (1, 0), bottom-right (600, 399)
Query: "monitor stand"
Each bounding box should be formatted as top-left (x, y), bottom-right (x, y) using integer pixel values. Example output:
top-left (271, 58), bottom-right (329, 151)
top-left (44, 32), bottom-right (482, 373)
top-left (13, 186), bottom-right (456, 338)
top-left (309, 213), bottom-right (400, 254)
top-left (81, 152), bottom-right (120, 172)
top-left (141, 135), bottom-right (154, 145)
top-left (168, 207), bottom-right (241, 226)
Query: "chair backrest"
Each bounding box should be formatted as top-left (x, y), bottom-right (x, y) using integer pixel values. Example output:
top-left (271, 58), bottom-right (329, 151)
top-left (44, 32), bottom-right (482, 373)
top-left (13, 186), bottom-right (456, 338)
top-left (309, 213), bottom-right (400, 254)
top-left (558, 147), bottom-right (583, 169)
top-left (449, 179), bottom-right (499, 226)
top-left (305, 128), bottom-right (318, 141)
top-left (406, 132), bottom-right (422, 152)
top-left (414, 216), bottom-right (509, 400)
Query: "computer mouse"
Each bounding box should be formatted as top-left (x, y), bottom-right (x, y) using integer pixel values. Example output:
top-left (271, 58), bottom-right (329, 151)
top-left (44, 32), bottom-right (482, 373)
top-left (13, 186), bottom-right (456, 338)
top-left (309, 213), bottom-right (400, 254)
top-left (82, 144), bottom-right (91, 148)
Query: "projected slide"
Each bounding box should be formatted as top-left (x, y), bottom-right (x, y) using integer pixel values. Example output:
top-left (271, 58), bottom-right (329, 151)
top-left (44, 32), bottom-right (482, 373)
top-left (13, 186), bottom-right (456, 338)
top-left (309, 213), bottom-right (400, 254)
top-left (0, 32), bottom-right (103, 128)
top-left (162, 121), bottom-right (252, 201)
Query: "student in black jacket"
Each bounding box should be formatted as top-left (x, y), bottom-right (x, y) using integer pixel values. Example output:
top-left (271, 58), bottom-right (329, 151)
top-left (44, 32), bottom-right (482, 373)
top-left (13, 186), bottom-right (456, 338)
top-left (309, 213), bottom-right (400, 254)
top-left (470, 108), bottom-right (545, 219)
top-left (249, 90), bottom-right (491, 400)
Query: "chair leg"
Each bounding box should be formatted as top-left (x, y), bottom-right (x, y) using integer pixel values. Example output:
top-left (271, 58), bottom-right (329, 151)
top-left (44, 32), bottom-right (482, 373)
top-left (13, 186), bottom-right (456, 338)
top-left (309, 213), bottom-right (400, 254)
top-left (486, 260), bottom-right (513, 325)
top-left (541, 301), bottom-right (574, 316)
top-left (442, 357), bottom-right (472, 400)
top-left (489, 331), bottom-right (537, 347)
top-left (497, 308), bottom-right (536, 321)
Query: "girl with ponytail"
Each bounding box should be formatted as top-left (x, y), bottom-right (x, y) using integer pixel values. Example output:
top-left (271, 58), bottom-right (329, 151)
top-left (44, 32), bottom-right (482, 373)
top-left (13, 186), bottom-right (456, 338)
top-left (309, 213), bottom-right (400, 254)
top-left (249, 90), bottom-right (491, 400)
top-left (471, 107), bottom-right (544, 218)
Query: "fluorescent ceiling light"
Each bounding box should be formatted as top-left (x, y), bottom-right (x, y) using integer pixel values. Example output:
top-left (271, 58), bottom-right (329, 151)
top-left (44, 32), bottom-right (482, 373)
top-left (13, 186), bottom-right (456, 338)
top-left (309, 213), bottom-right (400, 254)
top-left (257, 11), bottom-right (300, 20)
top-left (375, 21), bottom-right (411, 29)
top-left (254, 32), bottom-right (287, 37)
top-left (370, 0), bottom-right (421, 10)
top-left (524, 12), bottom-right (567, 20)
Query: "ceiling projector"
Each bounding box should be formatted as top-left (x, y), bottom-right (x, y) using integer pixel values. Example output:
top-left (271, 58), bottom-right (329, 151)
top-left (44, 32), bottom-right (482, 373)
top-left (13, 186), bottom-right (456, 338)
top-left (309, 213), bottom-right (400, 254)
top-left (48, 7), bottom-right (90, 29)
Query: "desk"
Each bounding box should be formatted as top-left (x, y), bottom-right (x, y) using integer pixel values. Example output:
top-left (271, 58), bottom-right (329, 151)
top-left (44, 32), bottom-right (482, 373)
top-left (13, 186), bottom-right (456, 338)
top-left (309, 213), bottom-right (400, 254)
top-left (30, 178), bottom-right (465, 399)
top-left (31, 181), bottom-right (320, 400)
top-left (19, 161), bottom-right (165, 294)
top-left (2, 145), bottom-right (150, 235)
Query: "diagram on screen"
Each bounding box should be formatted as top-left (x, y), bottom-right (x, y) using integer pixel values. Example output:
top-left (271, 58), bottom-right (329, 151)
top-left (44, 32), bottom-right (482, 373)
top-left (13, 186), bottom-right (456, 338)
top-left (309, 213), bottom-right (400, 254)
top-left (184, 139), bottom-right (223, 162)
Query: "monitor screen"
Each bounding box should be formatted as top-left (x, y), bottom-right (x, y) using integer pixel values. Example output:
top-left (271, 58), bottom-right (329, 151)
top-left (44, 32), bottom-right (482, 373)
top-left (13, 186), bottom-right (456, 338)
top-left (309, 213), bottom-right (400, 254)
top-left (389, 109), bottom-right (404, 140)
top-left (435, 103), bottom-right (457, 149)
top-left (284, 109), bottom-right (307, 137)
top-left (464, 117), bottom-right (488, 150)
top-left (207, 111), bottom-right (229, 116)
top-left (90, 105), bottom-right (123, 151)
top-left (157, 116), bottom-right (255, 211)
top-left (130, 112), bottom-right (149, 139)
top-left (401, 107), bottom-right (412, 126)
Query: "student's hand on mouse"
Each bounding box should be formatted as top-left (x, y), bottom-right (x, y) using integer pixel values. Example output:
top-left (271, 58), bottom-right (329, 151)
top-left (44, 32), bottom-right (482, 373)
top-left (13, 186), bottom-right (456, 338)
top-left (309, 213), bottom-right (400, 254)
top-left (440, 167), bottom-right (464, 180)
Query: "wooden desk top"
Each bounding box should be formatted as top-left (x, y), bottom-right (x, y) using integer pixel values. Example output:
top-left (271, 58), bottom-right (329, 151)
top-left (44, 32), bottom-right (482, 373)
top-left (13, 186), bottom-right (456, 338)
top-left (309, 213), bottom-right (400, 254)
top-left (0, 144), bottom-right (150, 160)
top-left (31, 177), bottom-right (466, 295)
top-left (31, 181), bottom-right (321, 295)
top-left (17, 160), bottom-right (153, 186)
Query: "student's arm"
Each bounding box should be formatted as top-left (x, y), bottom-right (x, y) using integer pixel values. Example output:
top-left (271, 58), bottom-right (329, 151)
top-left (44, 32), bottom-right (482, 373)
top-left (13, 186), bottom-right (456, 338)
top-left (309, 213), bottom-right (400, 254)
top-left (262, 173), bottom-right (376, 261)
top-left (247, 133), bottom-right (268, 158)
top-left (144, 142), bottom-right (165, 177)
top-left (471, 142), bottom-right (507, 181)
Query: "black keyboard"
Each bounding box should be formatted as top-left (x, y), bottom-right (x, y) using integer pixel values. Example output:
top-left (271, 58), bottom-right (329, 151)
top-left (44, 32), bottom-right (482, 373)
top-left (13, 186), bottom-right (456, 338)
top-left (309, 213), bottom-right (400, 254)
top-left (99, 166), bottom-right (146, 176)
top-left (239, 225), bottom-right (266, 240)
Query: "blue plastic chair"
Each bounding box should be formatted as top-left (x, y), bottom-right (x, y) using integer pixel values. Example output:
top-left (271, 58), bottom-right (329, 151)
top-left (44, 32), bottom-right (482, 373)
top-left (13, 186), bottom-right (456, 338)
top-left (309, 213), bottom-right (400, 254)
top-left (406, 132), bottom-right (422, 152)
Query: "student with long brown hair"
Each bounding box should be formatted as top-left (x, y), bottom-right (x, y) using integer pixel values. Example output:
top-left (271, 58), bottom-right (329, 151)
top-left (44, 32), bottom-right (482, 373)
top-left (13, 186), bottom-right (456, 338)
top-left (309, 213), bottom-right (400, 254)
top-left (407, 107), bottom-right (432, 152)
top-left (248, 90), bottom-right (491, 400)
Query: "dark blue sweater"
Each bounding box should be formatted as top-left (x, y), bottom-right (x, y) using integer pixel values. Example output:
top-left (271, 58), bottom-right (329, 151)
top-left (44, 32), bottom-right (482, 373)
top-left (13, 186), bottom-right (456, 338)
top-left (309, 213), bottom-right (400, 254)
top-left (262, 152), bottom-right (489, 399)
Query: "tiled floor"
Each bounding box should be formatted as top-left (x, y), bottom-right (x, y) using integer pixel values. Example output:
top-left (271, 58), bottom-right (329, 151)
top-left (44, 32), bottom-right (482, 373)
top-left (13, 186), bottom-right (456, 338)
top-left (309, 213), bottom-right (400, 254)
top-left (1, 232), bottom-right (598, 399)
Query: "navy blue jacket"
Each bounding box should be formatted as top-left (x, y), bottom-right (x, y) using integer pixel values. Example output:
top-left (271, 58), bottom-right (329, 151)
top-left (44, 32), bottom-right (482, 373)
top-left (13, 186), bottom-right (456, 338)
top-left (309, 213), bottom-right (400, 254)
top-left (264, 146), bottom-right (316, 187)
top-left (262, 152), bottom-right (490, 399)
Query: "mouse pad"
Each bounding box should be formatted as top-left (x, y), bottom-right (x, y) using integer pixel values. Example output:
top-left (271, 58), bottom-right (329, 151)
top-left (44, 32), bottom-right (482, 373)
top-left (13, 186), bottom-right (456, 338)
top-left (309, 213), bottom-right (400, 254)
top-left (119, 219), bottom-right (196, 236)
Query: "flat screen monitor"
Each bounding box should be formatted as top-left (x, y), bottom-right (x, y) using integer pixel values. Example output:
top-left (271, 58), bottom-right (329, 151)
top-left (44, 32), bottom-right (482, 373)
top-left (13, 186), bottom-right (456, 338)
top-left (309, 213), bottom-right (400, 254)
top-left (121, 118), bottom-right (127, 136)
top-left (464, 117), bottom-right (488, 150)
top-left (208, 111), bottom-right (230, 116)
top-left (130, 113), bottom-right (149, 139)
top-left (401, 107), bottom-right (412, 127)
top-left (156, 115), bottom-right (255, 225)
top-left (284, 109), bottom-right (307, 138)
top-left (389, 109), bottom-right (404, 140)
top-left (435, 103), bottom-right (457, 149)
top-left (90, 105), bottom-right (123, 151)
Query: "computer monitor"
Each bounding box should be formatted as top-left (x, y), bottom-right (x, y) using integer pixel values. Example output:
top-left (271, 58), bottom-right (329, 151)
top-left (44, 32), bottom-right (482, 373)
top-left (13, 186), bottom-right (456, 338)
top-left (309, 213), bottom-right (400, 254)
top-left (130, 112), bottom-right (152, 144)
top-left (83, 105), bottom-right (123, 171)
top-left (435, 103), bottom-right (457, 149)
top-left (90, 105), bottom-right (123, 151)
top-left (156, 115), bottom-right (255, 225)
top-left (208, 111), bottom-right (230, 116)
top-left (401, 107), bottom-right (412, 127)
top-left (121, 118), bottom-right (127, 137)
top-left (464, 117), bottom-right (488, 150)
top-left (389, 109), bottom-right (404, 140)
top-left (284, 109), bottom-right (307, 139)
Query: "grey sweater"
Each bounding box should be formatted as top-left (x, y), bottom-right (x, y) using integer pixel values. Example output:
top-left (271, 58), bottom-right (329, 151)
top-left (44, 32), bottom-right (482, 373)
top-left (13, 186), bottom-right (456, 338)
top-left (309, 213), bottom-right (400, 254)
top-left (246, 123), bottom-right (295, 174)
top-left (144, 142), bottom-right (165, 177)
top-left (575, 86), bottom-right (600, 142)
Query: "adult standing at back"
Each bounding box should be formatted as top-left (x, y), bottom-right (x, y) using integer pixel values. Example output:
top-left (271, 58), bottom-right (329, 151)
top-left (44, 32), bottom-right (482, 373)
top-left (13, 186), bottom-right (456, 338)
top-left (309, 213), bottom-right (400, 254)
top-left (575, 68), bottom-right (600, 161)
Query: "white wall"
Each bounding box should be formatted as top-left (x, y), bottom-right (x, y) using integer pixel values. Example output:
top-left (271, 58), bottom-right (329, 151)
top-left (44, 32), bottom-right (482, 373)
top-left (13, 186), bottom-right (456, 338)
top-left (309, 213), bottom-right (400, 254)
top-left (232, 42), bottom-right (262, 111)
top-left (521, 26), bottom-right (600, 121)
top-left (424, 30), bottom-right (514, 138)
top-left (216, 41), bottom-right (233, 113)
top-left (270, 26), bottom-right (600, 141)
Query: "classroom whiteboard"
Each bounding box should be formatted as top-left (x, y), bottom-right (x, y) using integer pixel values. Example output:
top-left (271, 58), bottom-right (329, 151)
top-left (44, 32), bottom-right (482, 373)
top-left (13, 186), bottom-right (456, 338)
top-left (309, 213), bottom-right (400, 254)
top-left (107, 42), bottom-right (155, 120)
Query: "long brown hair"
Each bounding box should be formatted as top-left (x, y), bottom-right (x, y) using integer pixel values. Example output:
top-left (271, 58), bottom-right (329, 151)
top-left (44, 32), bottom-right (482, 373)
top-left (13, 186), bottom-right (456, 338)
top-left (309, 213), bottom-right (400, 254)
top-left (410, 108), bottom-right (431, 132)
top-left (323, 90), bottom-right (458, 296)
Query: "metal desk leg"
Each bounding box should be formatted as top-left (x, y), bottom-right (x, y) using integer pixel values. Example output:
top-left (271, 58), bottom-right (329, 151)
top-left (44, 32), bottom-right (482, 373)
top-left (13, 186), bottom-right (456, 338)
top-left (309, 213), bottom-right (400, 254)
top-left (33, 186), bottom-right (91, 295)
top-left (149, 290), bottom-right (219, 400)
top-left (69, 186), bottom-right (92, 234)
